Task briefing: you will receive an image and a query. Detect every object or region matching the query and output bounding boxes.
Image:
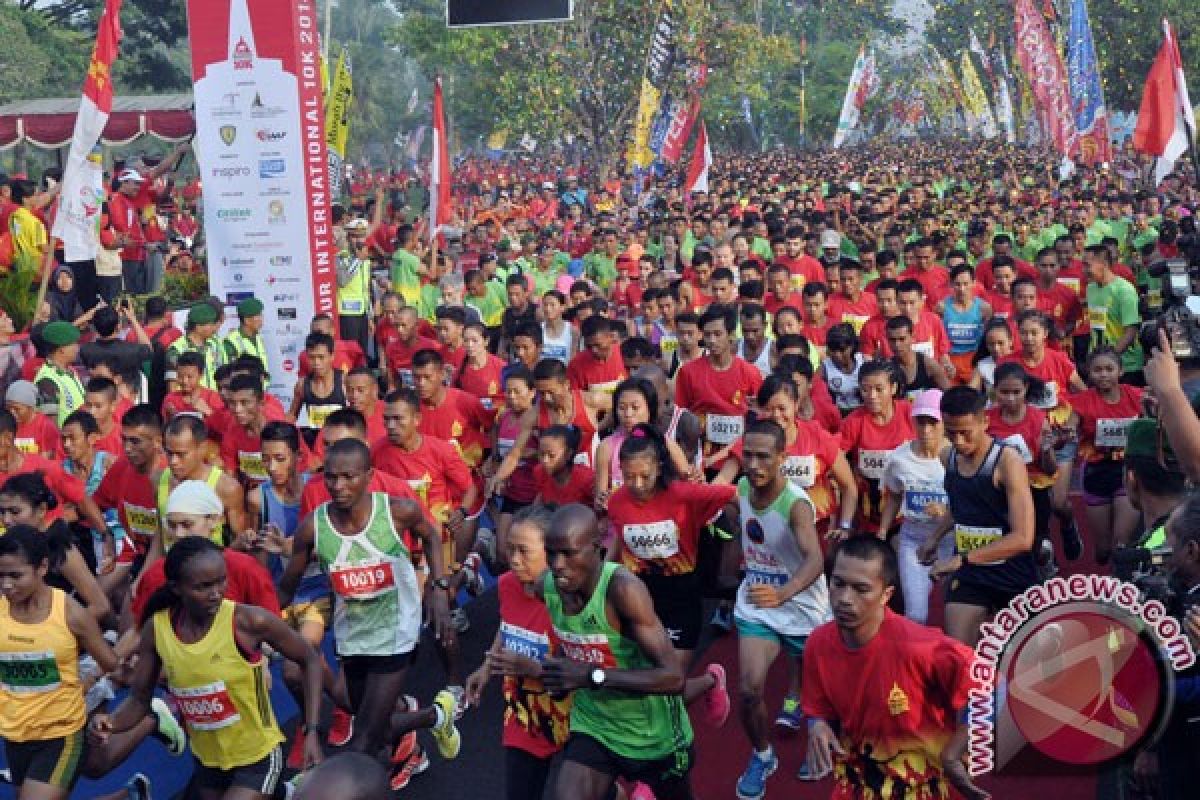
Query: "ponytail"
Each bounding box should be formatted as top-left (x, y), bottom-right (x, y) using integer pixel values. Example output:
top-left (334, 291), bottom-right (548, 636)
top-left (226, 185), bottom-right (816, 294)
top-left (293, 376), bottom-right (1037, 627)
top-left (618, 422), bottom-right (678, 491)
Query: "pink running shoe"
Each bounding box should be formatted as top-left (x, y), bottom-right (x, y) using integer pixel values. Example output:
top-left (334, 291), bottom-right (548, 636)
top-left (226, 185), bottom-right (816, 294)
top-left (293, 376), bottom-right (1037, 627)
top-left (630, 781), bottom-right (657, 800)
top-left (327, 707), bottom-right (354, 747)
top-left (702, 663), bottom-right (731, 727)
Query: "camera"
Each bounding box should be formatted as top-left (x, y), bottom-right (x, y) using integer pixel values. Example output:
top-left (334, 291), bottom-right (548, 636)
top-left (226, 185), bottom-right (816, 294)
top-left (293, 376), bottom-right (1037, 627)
top-left (1112, 545), bottom-right (1173, 605)
top-left (1139, 237), bottom-right (1200, 366)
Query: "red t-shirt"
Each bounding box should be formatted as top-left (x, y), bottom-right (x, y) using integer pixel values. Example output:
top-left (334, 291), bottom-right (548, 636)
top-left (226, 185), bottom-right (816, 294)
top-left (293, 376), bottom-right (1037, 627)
top-left (975, 256), bottom-right (1037, 290)
top-left (371, 436), bottom-right (472, 528)
top-left (92, 456), bottom-right (159, 557)
top-left (221, 421), bottom-right (313, 486)
top-left (999, 350), bottom-right (1077, 415)
top-left (840, 402), bottom-right (914, 530)
top-left (1070, 385), bottom-right (1143, 463)
top-left (14, 414), bottom-right (61, 458)
top-left (419, 388), bottom-right (492, 469)
top-left (298, 340), bottom-right (365, 378)
top-left (93, 423), bottom-right (123, 457)
top-left (132, 549), bottom-right (280, 621)
top-left (566, 350), bottom-right (627, 395)
top-left (532, 463), bottom-right (595, 507)
top-left (827, 293), bottom-right (878, 332)
top-left (162, 387), bottom-right (225, 420)
top-left (456, 355), bottom-right (506, 410)
top-left (385, 335), bottom-right (440, 387)
top-left (675, 356), bottom-right (763, 439)
top-left (1035, 281), bottom-right (1083, 340)
top-left (764, 291), bottom-right (803, 316)
top-left (869, 312), bottom-right (949, 360)
top-left (901, 265), bottom-right (950, 307)
top-left (732, 419), bottom-right (842, 522)
top-left (0, 454), bottom-right (85, 526)
top-left (801, 610), bottom-right (974, 800)
top-left (800, 319), bottom-right (833, 357)
top-left (775, 254), bottom-right (824, 290)
top-left (440, 343), bottom-right (468, 381)
top-left (858, 315), bottom-right (891, 358)
top-left (606, 481), bottom-right (736, 577)
top-left (987, 405), bottom-right (1051, 484)
top-left (496, 571), bottom-right (570, 757)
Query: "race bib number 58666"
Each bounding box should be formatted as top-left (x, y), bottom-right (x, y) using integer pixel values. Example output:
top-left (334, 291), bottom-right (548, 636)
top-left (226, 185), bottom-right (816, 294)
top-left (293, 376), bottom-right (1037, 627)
top-left (623, 520), bottom-right (680, 560)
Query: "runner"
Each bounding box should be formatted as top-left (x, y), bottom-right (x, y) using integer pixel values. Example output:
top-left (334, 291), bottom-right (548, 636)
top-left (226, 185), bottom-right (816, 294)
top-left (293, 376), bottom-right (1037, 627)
top-left (728, 420), bottom-right (831, 800)
top-left (485, 365), bottom-right (540, 568)
top-left (887, 316), bottom-right (951, 399)
top-left (155, 414), bottom-right (247, 550)
top-left (7, 380), bottom-right (60, 458)
top-left (839, 359), bottom-right (914, 534)
top-left (91, 403), bottom-right (162, 574)
top-left (289, 332), bottom-right (347, 442)
top-left (539, 504), bottom-right (696, 800)
top-left (967, 319), bottom-right (1014, 398)
top-left (531, 425), bottom-right (597, 508)
top-left (161, 351), bottom-right (224, 420)
top-left (938, 264), bottom-right (991, 383)
top-left (568, 315), bottom-right (628, 395)
top-left (802, 535), bottom-right (987, 799)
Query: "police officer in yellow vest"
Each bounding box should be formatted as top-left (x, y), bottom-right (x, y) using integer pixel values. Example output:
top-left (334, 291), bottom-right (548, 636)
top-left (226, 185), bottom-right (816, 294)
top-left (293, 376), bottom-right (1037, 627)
top-left (222, 297), bottom-right (267, 369)
top-left (34, 321), bottom-right (86, 427)
top-left (165, 303), bottom-right (224, 391)
top-left (337, 217), bottom-right (373, 357)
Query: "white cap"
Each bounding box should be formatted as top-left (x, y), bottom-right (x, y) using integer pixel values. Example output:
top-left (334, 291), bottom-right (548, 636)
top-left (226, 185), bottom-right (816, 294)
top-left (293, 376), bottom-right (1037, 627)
top-left (820, 230), bottom-right (841, 249)
top-left (344, 218), bottom-right (369, 233)
top-left (117, 168), bottom-right (145, 184)
top-left (166, 480), bottom-right (224, 516)
top-left (541, 181), bottom-right (556, 190)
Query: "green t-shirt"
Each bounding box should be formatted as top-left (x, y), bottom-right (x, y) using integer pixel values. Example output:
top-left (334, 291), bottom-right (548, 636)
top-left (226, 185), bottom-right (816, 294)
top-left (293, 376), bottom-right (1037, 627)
top-left (466, 282), bottom-right (508, 328)
top-left (390, 249), bottom-right (423, 306)
top-left (1086, 276), bottom-right (1142, 371)
top-left (584, 252), bottom-right (618, 290)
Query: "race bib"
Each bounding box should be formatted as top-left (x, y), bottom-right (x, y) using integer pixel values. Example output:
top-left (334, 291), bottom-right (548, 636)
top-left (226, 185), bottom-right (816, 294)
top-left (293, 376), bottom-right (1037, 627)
top-left (1002, 433), bottom-right (1034, 464)
top-left (1034, 381), bottom-right (1059, 410)
top-left (1147, 287), bottom-right (1163, 310)
top-left (500, 621), bottom-right (550, 662)
top-left (554, 628), bottom-right (617, 667)
top-left (913, 341), bottom-right (935, 358)
top-left (902, 482), bottom-right (948, 520)
top-left (307, 404), bottom-right (341, 429)
top-left (1088, 305), bottom-right (1107, 331)
top-left (705, 413), bottom-right (744, 445)
top-left (330, 559), bottom-right (397, 600)
top-left (948, 322), bottom-right (980, 349)
top-left (174, 681), bottom-right (242, 731)
top-left (842, 314), bottom-right (870, 334)
top-left (622, 520), bottom-right (680, 560)
top-left (13, 438), bottom-right (38, 455)
top-left (496, 437), bottom-right (516, 459)
top-left (542, 344), bottom-right (569, 362)
top-left (397, 369), bottom-right (414, 388)
top-left (238, 451), bottom-right (268, 482)
top-left (954, 524), bottom-right (1003, 553)
top-left (857, 449), bottom-right (889, 481)
top-left (591, 379), bottom-right (621, 395)
top-left (781, 454), bottom-right (816, 488)
top-left (659, 336), bottom-right (679, 355)
top-left (1058, 276), bottom-right (1081, 295)
top-left (124, 502), bottom-right (160, 543)
top-left (790, 274), bottom-right (807, 291)
top-left (745, 566), bottom-right (788, 587)
top-left (0, 651), bottom-right (61, 693)
top-left (1096, 417), bottom-right (1134, 449)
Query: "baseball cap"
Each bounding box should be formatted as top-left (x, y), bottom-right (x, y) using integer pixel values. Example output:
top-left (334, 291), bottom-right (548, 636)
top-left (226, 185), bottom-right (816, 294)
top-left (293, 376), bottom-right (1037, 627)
top-left (820, 230), bottom-right (841, 249)
top-left (116, 168), bottom-right (145, 184)
top-left (911, 389), bottom-right (943, 421)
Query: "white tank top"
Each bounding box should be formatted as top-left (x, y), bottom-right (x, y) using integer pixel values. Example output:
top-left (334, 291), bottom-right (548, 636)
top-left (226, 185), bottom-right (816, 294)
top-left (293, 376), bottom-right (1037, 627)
top-left (541, 322), bottom-right (574, 364)
top-left (738, 339), bottom-right (773, 378)
top-left (822, 353), bottom-right (865, 411)
top-left (734, 479), bottom-right (831, 635)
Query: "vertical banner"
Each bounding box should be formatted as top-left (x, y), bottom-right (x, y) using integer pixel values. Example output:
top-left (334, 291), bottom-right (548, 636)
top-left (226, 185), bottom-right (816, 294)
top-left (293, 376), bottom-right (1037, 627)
top-left (1066, 0), bottom-right (1112, 164)
top-left (326, 47), bottom-right (353, 198)
top-left (187, 0), bottom-right (336, 401)
top-left (832, 45), bottom-right (867, 148)
top-left (626, 0), bottom-right (678, 171)
top-left (960, 49), bottom-right (998, 138)
top-left (1014, 0), bottom-right (1076, 156)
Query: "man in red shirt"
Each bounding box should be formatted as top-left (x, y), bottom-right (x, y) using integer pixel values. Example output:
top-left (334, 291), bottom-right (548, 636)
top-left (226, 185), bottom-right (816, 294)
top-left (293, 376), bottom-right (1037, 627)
top-left (84, 377), bottom-right (124, 456)
top-left (901, 239), bottom-right (950, 309)
top-left (385, 307), bottom-right (440, 390)
top-left (827, 260), bottom-right (877, 333)
top-left (764, 264), bottom-right (804, 316)
top-left (6, 380), bottom-right (59, 458)
top-left (858, 280), bottom-right (901, 358)
top-left (567, 316), bottom-right (627, 396)
top-left (411, 348), bottom-right (491, 472)
top-left (299, 314), bottom-right (367, 378)
top-left (676, 306), bottom-right (764, 468)
top-left (162, 350), bottom-right (225, 420)
top-left (975, 233), bottom-right (1036, 290)
top-left (804, 536), bottom-right (984, 800)
top-left (895, 279), bottom-right (952, 371)
top-left (91, 404), bottom-right (163, 569)
top-left (774, 225), bottom-right (825, 291)
top-left (1033, 249), bottom-right (1082, 345)
top-left (108, 168), bottom-right (151, 295)
top-left (221, 374), bottom-right (311, 488)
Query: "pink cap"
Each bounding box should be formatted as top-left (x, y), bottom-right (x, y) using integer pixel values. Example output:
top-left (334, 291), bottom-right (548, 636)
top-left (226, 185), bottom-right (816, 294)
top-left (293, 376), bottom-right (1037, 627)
top-left (911, 389), bottom-right (943, 421)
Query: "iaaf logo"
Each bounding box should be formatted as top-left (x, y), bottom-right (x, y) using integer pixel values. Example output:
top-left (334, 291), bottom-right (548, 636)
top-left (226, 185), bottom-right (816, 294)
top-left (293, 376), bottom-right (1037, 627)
top-left (257, 129), bottom-right (287, 143)
top-left (967, 574), bottom-right (1195, 776)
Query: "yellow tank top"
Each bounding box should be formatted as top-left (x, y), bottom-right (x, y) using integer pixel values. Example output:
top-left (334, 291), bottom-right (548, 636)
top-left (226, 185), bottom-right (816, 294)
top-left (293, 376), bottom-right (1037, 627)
top-left (156, 466), bottom-right (227, 550)
top-left (0, 589), bottom-right (85, 741)
top-left (154, 599), bottom-right (283, 769)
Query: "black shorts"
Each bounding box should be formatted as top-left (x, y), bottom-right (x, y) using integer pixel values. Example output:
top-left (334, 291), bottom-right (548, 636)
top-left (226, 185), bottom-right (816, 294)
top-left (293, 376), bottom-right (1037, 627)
top-left (495, 495), bottom-right (533, 515)
top-left (340, 651), bottom-right (415, 710)
top-left (945, 571), bottom-right (1027, 612)
top-left (193, 745), bottom-right (284, 795)
top-left (562, 732), bottom-right (694, 793)
top-left (642, 572), bottom-right (703, 650)
top-left (1082, 458), bottom-right (1124, 501)
top-left (4, 728), bottom-right (86, 791)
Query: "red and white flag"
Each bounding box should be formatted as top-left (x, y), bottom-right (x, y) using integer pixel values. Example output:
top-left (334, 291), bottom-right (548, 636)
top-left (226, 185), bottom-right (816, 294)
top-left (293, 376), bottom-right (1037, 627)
top-left (429, 77), bottom-right (453, 240)
top-left (52, 0), bottom-right (122, 262)
top-left (684, 120), bottom-right (712, 195)
top-left (1134, 19), bottom-right (1196, 186)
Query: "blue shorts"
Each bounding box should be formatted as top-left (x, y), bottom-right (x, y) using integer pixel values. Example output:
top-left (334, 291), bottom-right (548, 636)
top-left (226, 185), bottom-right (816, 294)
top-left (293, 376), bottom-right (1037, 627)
top-left (734, 615), bottom-right (808, 657)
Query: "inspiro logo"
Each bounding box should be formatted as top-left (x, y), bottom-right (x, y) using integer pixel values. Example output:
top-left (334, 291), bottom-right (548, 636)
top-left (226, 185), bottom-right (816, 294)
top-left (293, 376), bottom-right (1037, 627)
top-left (967, 574), bottom-right (1195, 775)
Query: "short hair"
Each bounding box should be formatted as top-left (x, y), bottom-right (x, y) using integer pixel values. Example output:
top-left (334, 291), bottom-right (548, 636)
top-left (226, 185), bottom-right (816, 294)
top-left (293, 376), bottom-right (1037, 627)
top-left (620, 336), bottom-right (658, 362)
top-left (505, 273), bottom-right (528, 289)
top-left (412, 348), bottom-right (444, 370)
top-left (699, 305), bottom-right (737, 334)
top-left (675, 311), bottom-right (700, 329)
top-left (325, 438), bottom-right (371, 470)
top-left (826, 322), bottom-right (858, 351)
top-left (63, 409), bottom-right (99, 436)
top-left (121, 403), bottom-right (163, 432)
top-left (85, 377), bottom-right (118, 402)
top-left (949, 263), bottom-right (975, 282)
top-left (305, 332), bottom-right (335, 354)
top-left (711, 267), bottom-right (735, 284)
top-left (261, 421), bottom-right (301, 453)
top-left (324, 408), bottom-right (367, 435)
top-left (229, 373), bottom-right (264, 398)
top-left (93, 305), bottom-right (120, 337)
top-left (533, 358), bottom-right (568, 383)
top-left (384, 388), bottom-right (420, 413)
top-left (941, 386), bottom-right (987, 416)
top-left (177, 350), bottom-right (206, 372)
top-left (164, 414), bottom-right (208, 442)
top-left (511, 321), bottom-right (543, 347)
top-left (802, 281), bottom-right (829, 299)
top-left (739, 303), bottom-right (766, 324)
top-left (504, 364), bottom-right (534, 389)
top-left (896, 278), bottom-right (924, 296)
top-left (435, 306), bottom-right (467, 327)
top-left (580, 315), bottom-right (611, 340)
top-left (833, 534), bottom-right (898, 588)
top-left (885, 315), bottom-right (913, 335)
top-left (744, 418), bottom-right (787, 452)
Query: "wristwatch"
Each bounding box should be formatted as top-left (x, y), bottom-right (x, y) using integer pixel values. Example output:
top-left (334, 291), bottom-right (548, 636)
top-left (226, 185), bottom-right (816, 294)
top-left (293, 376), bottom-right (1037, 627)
top-left (589, 668), bottom-right (607, 689)
top-left (432, 577), bottom-right (452, 591)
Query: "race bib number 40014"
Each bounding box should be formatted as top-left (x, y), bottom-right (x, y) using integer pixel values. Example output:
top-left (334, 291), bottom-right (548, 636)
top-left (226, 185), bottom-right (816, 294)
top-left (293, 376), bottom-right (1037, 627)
top-left (622, 520), bottom-right (680, 561)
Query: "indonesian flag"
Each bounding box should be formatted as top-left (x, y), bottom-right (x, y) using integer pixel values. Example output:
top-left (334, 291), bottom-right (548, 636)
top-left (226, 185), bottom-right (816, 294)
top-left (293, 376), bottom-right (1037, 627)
top-left (1133, 19), bottom-right (1196, 186)
top-left (52, 0), bottom-right (123, 262)
top-left (684, 120), bottom-right (712, 195)
top-left (429, 76), bottom-right (453, 241)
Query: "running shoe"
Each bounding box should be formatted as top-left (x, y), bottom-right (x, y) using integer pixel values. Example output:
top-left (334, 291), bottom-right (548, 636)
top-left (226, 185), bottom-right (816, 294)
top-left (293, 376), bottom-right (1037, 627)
top-left (0, 768), bottom-right (10, 784)
top-left (775, 695), bottom-right (804, 730)
top-left (390, 745), bottom-right (430, 791)
top-left (150, 696), bottom-right (187, 756)
top-left (701, 663), bottom-right (731, 727)
top-left (450, 607), bottom-right (471, 633)
top-left (446, 684), bottom-right (469, 719)
top-left (431, 689), bottom-right (462, 759)
top-left (390, 695), bottom-right (419, 764)
top-left (709, 604), bottom-right (733, 633)
top-left (286, 727), bottom-right (307, 770)
top-left (462, 552), bottom-right (486, 596)
top-left (327, 707), bottom-right (354, 747)
top-left (1060, 517), bottom-right (1084, 561)
top-left (629, 781), bottom-right (657, 800)
top-left (797, 759), bottom-right (829, 781)
top-left (736, 749), bottom-right (779, 800)
top-left (125, 772), bottom-right (152, 800)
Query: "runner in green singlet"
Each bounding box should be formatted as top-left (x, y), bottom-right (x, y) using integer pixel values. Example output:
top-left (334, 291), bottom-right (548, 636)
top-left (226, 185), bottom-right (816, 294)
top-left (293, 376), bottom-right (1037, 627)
top-left (537, 503), bottom-right (696, 800)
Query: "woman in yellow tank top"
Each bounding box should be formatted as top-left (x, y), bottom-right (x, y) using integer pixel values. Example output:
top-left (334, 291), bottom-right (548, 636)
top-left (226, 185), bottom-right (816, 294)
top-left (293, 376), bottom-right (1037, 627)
top-left (93, 537), bottom-right (327, 799)
top-left (0, 526), bottom-right (186, 798)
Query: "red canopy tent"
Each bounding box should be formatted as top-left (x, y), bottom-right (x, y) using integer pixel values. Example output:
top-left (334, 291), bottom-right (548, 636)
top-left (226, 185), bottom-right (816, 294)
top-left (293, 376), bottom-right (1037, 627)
top-left (0, 93), bottom-right (193, 150)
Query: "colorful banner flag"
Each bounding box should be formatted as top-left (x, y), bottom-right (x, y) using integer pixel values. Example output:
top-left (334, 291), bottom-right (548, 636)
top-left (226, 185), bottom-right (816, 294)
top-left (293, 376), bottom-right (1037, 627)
top-left (485, 129), bottom-right (507, 151)
top-left (993, 49), bottom-right (1017, 143)
top-left (833, 45), bottom-right (868, 148)
top-left (684, 120), bottom-right (711, 194)
top-left (430, 77), bottom-right (452, 239)
top-left (187, 0), bottom-right (336, 401)
top-left (53, 0), bottom-right (123, 263)
top-left (627, 0), bottom-right (678, 170)
top-left (960, 49), bottom-right (998, 138)
top-left (1133, 19), bottom-right (1196, 185)
top-left (325, 47), bottom-right (353, 198)
top-left (1014, 0), bottom-right (1076, 155)
top-left (659, 96), bottom-right (696, 163)
top-left (1066, 0), bottom-right (1111, 164)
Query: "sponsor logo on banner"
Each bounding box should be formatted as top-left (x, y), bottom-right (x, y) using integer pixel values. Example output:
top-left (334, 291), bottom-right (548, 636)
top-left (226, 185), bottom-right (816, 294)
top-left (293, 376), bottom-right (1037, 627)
top-left (220, 125), bottom-right (237, 145)
top-left (273, 292), bottom-right (298, 303)
top-left (226, 291), bottom-right (255, 304)
top-left (277, 307), bottom-right (297, 319)
top-left (216, 207), bottom-right (252, 222)
top-left (267, 199), bottom-right (286, 225)
top-left (211, 165), bottom-right (251, 179)
top-left (221, 257), bottom-right (254, 268)
top-left (269, 256), bottom-right (292, 267)
top-left (259, 158), bottom-right (286, 178)
top-left (233, 36), bottom-right (253, 69)
top-left (257, 129), bottom-right (286, 142)
top-left (282, 359), bottom-right (295, 372)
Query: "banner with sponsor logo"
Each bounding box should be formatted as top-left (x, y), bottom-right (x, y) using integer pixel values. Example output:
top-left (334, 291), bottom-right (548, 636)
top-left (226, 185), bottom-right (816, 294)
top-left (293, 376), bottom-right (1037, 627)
top-left (1066, 0), bottom-right (1112, 164)
top-left (1014, 0), bottom-right (1076, 156)
top-left (187, 0), bottom-right (336, 401)
top-left (325, 46), bottom-right (353, 198)
top-left (833, 45), bottom-right (868, 148)
top-left (626, 0), bottom-right (678, 171)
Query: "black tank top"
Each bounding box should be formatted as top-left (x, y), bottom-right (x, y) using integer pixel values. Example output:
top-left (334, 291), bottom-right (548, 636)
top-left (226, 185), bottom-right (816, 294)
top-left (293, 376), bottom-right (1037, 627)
top-left (301, 370), bottom-right (346, 426)
top-left (898, 355), bottom-right (936, 397)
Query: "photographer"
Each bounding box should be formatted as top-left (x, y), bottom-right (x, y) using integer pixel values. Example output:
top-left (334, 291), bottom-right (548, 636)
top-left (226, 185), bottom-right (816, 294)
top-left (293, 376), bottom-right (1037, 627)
top-left (1145, 328), bottom-right (1200, 483)
top-left (1123, 419), bottom-right (1189, 553)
